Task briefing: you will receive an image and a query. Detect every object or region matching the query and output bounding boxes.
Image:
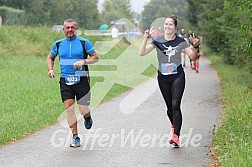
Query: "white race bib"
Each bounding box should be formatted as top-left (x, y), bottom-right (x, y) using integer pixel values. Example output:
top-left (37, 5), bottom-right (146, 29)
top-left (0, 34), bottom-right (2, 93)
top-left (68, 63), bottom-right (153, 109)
top-left (161, 63), bottom-right (178, 75)
top-left (65, 75), bottom-right (80, 85)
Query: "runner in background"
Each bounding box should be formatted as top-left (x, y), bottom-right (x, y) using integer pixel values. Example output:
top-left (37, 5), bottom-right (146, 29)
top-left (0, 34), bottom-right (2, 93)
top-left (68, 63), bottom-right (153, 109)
top-left (188, 30), bottom-right (201, 73)
top-left (178, 28), bottom-right (188, 67)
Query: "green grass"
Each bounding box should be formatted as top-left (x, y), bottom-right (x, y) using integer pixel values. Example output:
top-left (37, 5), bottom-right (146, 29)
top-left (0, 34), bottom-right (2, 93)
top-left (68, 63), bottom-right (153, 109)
top-left (0, 55), bottom-right (63, 145)
top-left (0, 25), bottom-right (110, 57)
top-left (208, 55), bottom-right (252, 167)
top-left (0, 26), bottom-right (64, 57)
top-left (0, 26), bottom-right (158, 146)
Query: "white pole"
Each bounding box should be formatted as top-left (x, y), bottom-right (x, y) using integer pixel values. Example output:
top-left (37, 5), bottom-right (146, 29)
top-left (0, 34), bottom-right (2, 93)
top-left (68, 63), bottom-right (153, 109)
top-left (0, 16), bottom-right (2, 26)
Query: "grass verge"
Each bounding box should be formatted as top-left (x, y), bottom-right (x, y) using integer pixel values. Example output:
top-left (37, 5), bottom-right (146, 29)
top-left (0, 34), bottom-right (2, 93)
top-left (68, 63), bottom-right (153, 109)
top-left (208, 54), bottom-right (252, 167)
top-left (0, 55), bottom-right (63, 145)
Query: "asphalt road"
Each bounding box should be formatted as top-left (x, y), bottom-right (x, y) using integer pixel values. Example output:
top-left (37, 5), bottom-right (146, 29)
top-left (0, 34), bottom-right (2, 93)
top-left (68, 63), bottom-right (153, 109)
top-left (0, 56), bottom-right (221, 167)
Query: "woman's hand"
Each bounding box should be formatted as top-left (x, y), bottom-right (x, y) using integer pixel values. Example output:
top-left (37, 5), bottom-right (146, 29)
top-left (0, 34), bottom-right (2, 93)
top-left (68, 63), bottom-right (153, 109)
top-left (191, 33), bottom-right (200, 47)
top-left (144, 27), bottom-right (156, 38)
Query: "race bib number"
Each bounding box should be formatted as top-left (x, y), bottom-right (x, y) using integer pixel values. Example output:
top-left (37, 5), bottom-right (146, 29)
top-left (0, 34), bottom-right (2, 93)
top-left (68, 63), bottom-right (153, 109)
top-left (161, 63), bottom-right (178, 75)
top-left (65, 75), bottom-right (80, 85)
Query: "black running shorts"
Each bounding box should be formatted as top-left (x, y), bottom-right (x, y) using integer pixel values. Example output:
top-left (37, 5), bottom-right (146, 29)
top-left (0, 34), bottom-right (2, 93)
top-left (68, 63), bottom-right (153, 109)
top-left (59, 77), bottom-right (91, 105)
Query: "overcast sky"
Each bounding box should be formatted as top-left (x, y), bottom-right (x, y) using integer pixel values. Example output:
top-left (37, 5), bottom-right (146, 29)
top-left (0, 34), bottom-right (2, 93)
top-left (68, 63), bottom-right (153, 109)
top-left (98, 0), bottom-right (151, 13)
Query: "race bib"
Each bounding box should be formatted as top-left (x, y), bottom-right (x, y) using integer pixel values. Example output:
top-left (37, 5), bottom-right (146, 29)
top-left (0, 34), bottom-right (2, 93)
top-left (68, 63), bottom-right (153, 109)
top-left (65, 75), bottom-right (80, 85)
top-left (161, 63), bottom-right (178, 75)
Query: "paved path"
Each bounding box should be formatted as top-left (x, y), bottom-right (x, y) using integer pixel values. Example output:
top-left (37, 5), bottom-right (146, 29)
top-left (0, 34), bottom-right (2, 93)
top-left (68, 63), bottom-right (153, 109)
top-left (0, 56), bottom-right (221, 167)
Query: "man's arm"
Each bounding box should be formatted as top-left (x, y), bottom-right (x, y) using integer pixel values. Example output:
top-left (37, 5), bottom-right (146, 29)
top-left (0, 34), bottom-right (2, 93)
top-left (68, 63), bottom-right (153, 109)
top-left (73, 52), bottom-right (99, 68)
top-left (46, 54), bottom-right (56, 78)
top-left (86, 51), bottom-right (99, 64)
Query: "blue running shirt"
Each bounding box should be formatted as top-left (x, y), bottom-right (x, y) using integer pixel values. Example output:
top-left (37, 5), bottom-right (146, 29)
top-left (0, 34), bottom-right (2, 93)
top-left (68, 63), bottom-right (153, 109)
top-left (50, 36), bottom-right (95, 78)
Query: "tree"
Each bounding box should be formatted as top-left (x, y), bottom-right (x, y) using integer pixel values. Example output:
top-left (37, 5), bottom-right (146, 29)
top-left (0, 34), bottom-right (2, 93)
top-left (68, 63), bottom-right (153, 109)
top-left (187, 0), bottom-right (252, 71)
top-left (63, 0), bottom-right (99, 29)
top-left (100, 0), bottom-right (134, 25)
top-left (0, 0), bottom-right (100, 29)
top-left (141, 0), bottom-right (188, 31)
top-left (238, 0), bottom-right (252, 60)
top-left (0, 0), bottom-right (32, 9)
top-left (25, 0), bottom-right (53, 25)
top-left (195, 0), bottom-right (225, 53)
top-left (185, 0), bottom-right (205, 26)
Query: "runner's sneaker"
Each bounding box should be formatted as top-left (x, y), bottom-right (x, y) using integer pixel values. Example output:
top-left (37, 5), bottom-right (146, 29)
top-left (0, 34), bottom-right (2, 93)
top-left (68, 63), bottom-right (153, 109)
top-left (169, 134), bottom-right (179, 147)
top-left (84, 115), bottom-right (93, 129)
top-left (70, 135), bottom-right (80, 148)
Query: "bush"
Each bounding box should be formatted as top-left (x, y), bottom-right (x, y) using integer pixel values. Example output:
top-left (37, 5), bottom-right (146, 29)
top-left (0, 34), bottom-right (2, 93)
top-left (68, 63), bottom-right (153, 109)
top-left (0, 6), bottom-right (25, 25)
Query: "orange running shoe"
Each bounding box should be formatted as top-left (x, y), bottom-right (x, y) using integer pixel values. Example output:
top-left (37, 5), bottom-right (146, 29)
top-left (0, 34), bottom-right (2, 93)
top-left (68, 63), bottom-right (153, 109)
top-left (169, 134), bottom-right (179, 147)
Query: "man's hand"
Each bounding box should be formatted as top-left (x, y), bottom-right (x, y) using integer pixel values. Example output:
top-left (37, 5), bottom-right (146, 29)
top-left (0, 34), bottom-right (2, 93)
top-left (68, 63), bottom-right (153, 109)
top-left (48, 69), bottom-right (55, 78)
top-left (74, 60), bottom-right (86, 69)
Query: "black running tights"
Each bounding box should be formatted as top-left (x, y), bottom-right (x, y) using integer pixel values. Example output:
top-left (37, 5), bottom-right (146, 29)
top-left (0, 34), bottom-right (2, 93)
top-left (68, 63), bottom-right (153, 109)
top-left (158, 73), bottom-right (185, 136)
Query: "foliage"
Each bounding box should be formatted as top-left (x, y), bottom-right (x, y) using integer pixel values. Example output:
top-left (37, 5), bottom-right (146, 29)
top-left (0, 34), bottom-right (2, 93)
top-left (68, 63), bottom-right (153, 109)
top-left (0, 0), bottom-right (100, 29)
top-left (186, 0), bottom-right (252, 71)
top-left (238, 0), bottom-right (252, 71)
top-left (0, 0), bottom-right (136, 30)
top-left (209, 54), bottom-right (252, 167)
top-left (0, 5), bottom-right (25, 25)
top-left (100, 0), bottom-right (135, 25)
top-left (140, 0), bottom-right (188, 31)
top-left (0, 0), bottom-right (32, 9)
